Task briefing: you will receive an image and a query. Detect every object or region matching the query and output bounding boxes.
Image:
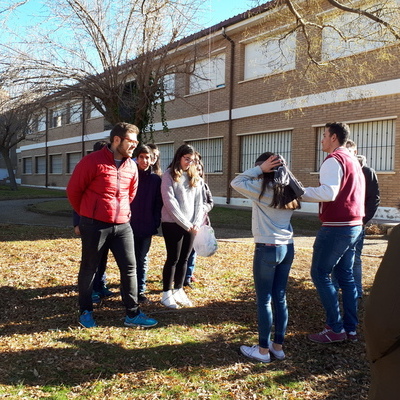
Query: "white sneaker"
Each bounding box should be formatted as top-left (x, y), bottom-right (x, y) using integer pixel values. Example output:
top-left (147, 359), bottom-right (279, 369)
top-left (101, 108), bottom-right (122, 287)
top-left (161, 290), bottom-right (179, 309)
top-left (268, 341), bottom-right (285, 360)
top-left (240, 345), bottom-right (270, 363)
top-left (172, 288), bottom-right (193, 307)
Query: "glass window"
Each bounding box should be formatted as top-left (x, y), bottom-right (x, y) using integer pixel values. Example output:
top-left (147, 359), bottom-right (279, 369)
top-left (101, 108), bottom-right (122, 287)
top-left (67, 152), bottom-right (81, 173)
top-left (186, 138), bottom-right (223, 173)
top-left (240, 130), bottom-right (293, 172)
top-left (321, 7), bottom-right (396, 61)
top-left (69, 103), bottom-right (82, 124)
top-left (190, 54), bottom-right (225, 94)
top-left (244, 32), bottom-right (296, 80)
top-left (50, 154), bottom-right (62, 174)
top-left (35, 156), bottom-right (46, 174)
top-left (156, 143), bottom-right (174, 172)
top-left (23, 158), bottom-right (32, 174)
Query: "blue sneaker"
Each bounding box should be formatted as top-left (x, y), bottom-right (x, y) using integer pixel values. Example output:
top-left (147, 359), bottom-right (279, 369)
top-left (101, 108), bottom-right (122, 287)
top-left (79, 310), bottom-right (97, 328)
top-left (124, 312), bottom-right (158, 328)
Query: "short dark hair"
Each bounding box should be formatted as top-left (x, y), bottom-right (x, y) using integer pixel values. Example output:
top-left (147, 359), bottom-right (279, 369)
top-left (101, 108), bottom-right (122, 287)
top-left (325, 122), bottom-right (350, 145)
top-left (110, 122), bottom-right (139, 142)
top-left (345, 139), bottom-right (356, 150)
top-left (133, 144), bottom-right (152, 158)
top-left (93, 141), bottom-right (107, 152)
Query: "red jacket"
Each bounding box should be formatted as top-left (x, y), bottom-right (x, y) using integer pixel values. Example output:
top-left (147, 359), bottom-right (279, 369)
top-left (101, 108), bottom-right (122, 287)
top-left (67, 145), bottom-right (138, 224)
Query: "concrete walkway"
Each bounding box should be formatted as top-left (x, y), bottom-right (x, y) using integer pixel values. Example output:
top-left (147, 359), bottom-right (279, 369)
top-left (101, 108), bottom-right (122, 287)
top-left (0, 198), bottom-right (71, 228)
top-left (0, 198), bottom-right (388, 256)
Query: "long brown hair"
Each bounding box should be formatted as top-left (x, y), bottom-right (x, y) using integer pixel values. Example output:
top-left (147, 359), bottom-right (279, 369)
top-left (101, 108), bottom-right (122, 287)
top-left (256, 152), bottom-right (301, 210)
top-left (168, 144), bottom-right (200, 187)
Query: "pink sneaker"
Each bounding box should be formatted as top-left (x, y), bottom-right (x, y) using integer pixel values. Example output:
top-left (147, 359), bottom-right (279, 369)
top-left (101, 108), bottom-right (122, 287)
top-left (346, 331), bottom-right (358, 342)
top-left (308, 326), bottom-right (347, 343)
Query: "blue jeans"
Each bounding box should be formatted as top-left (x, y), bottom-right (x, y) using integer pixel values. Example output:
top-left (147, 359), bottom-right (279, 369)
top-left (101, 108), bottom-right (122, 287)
top-left (332, 228), bottom-right (365, 298)
top-left (353, 228), bottom-right (365, 298)
top-left (311, 225), bottom-right (362, 333)
top-left (78, 217), bottom-right (139, 317)
top-left (134, 235), bottom-right (152, 295)
top-left (185, 248), bottom-right (197, 280)
top-left (253, 243), bottom-right (294, 347)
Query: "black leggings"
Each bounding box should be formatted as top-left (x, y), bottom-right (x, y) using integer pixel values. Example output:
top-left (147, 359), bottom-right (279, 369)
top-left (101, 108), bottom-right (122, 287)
top-left (162, 222), bottom-right (195, 291)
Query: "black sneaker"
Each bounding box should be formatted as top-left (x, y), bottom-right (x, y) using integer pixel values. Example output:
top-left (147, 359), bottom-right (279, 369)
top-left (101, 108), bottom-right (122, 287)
top-left (138, 294), bottom-right (149, 304)
top-left (183, 279), bottom-right (193, 288)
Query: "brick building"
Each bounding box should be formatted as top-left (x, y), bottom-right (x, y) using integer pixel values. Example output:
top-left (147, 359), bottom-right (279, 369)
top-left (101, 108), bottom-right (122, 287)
top-left (16, 2), bottom-right (400, 220)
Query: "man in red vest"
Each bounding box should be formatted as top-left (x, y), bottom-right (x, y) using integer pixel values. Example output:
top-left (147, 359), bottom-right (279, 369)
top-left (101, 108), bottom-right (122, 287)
top-left (302, 122), bottom-right (365, 343)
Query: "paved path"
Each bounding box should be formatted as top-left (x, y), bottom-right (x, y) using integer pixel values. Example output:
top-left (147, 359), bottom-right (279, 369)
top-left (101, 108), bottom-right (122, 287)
top-left (0, 198), bottom-right (71, 228)
top-left (0, 198), bottom-right (388, 256)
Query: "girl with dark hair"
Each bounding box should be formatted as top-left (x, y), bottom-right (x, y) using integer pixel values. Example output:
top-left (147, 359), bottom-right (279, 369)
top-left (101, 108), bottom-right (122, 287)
top-left (146, 143), bottom-right (162, 176)
top-left (231, 152), bottom-right (303, 363)
top-left (130, 145), bottom-right (162, 303)
top-left (160, 144), bottom-right (204, 308)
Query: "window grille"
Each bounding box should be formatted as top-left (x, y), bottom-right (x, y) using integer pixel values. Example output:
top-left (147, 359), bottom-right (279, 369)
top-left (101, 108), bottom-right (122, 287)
top-left (186, 138), bottom-right (223, 173)
top-left (316, 119), bottom-right (395, 171)
top-left (240, 130), bottom-right (292, 172)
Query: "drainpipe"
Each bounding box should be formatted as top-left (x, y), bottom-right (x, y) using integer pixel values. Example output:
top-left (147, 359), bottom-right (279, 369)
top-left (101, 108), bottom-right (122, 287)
top-left (82, 96), bottom-right (86, 156)
top-left (45, 107), bottom-right (49, 188)
top-left (222, 27), bottom-right (235, 204)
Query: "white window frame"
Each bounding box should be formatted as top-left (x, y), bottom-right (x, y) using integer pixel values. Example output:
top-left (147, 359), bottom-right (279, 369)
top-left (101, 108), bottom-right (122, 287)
top-left (239, 130), bottom-right (293, 172)
top-left (315, 118), bottom-right (396, 171)
top-left (49, 107), bottom-right (67, 128)
top-left (186, 137), bottom-right (223, 173)
top-left (190, 53), bottom-right (226, 94)
top-left (244, 32), bottom-right (297, 80)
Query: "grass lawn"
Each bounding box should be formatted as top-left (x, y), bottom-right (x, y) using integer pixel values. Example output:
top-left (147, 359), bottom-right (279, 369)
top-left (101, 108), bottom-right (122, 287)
top-left (0, 184), bottom-right (66, 200)
top-left (0, 223), bottom-right (380, 399)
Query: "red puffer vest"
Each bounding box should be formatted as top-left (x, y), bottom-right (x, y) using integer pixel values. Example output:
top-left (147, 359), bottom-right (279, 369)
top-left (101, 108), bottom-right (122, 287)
top-left (67, 145), bottom-right (138, 224)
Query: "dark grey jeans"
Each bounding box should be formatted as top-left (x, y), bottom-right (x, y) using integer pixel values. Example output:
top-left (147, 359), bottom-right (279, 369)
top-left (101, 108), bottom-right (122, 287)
top-left (78, 217), bottom-right (139, 317)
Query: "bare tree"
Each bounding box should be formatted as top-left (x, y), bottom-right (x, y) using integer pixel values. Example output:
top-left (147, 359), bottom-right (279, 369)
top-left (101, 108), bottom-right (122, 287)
top-left (1, 0), bottom-right (205, 142)
top-left (244, 0), bottom-right (400, 100)
top-left (0, 90), bottom-right (44, 190)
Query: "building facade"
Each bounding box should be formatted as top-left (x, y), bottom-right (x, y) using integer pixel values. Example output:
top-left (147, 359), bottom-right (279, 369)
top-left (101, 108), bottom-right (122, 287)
top-left (16, 2), bottom-right (400, 220)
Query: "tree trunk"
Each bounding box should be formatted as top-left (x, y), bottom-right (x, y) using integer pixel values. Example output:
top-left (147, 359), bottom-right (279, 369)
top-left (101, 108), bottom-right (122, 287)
top-left (0, 147), bottom-right (18, 191)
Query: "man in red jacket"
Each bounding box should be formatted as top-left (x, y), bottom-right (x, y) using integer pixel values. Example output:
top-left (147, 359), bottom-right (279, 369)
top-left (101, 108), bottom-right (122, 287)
top-left (67, 122), bottom-right (158, 328)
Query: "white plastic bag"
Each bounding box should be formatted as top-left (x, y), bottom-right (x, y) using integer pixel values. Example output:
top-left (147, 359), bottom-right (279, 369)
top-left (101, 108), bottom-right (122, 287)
top-left (193, 225), bottom-right (218, 257)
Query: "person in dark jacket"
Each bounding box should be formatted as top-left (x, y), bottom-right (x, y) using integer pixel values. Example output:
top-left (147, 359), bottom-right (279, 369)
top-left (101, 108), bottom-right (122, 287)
top-left (364, 222), bottom-right (400, 400)
top-left (67, 122), bottom-right (158, 329)
top-left (130, 145), bottom-right (163, 303)
top-left (345, 140), bottom-right (380, 298)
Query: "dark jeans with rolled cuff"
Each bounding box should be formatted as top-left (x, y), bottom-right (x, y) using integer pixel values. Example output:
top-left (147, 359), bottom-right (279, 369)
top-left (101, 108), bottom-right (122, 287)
top-left (78, 217), bottom-right (139, 318)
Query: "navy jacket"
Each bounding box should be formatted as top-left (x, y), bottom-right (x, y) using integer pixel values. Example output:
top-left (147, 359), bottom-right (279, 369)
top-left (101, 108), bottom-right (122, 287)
top-left (130, 167), bottom-right (162, 237)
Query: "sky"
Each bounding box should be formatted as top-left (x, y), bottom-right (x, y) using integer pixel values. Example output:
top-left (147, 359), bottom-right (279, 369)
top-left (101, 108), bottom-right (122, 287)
top-left (199, 0), bottom-right (256, 27)
top-left (7, 0), bottom-right (256, 33)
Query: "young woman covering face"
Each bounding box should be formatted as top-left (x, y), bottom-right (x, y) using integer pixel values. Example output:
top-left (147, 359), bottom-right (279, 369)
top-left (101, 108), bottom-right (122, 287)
top-left (160, 144), bottom-right (204, 309)
top-left (231, 152), bottom-right (303, 363)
